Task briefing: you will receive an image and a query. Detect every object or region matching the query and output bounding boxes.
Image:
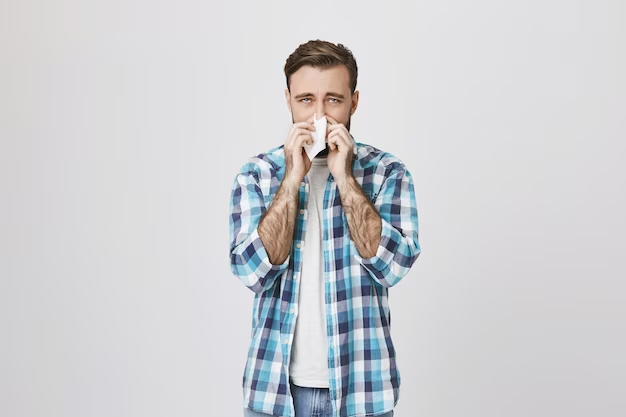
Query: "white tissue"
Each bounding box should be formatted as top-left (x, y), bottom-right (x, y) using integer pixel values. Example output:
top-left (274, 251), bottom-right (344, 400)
top-left (304, 113), bottom-right (327, 160)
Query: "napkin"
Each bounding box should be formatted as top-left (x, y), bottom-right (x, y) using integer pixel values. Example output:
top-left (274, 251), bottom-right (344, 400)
top-left (304, 113), bottom-right (327, 160)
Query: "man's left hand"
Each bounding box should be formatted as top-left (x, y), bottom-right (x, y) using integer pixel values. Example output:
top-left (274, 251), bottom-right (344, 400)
top-left (325, 115), bottom-right (354, 184)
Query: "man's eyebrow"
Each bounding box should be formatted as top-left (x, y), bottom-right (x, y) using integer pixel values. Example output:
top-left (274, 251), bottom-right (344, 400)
top-left (326, 92), bottom-right (346, 99)
top-left (293, 92), bottom-right (346, 99)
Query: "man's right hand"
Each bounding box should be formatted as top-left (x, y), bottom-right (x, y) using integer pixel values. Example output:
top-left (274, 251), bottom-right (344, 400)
top-left (284, 116), bottom-right (315, 185)
top-left (258, 116), bottom-right (315, 265)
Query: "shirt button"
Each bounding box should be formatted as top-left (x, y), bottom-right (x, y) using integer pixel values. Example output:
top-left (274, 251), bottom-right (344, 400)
top-left (300, 209), bottom-right (305, 214)
top-left (293, 274), bottom-right (299, 280)
top-left (296, 243), bottom-right (301, 249)
top-left (300, 181), bottom-right (305, 187)
top-left (283, 338), bottom-right (289, 344)
top-left (290, 307), bottom-right (296, 314)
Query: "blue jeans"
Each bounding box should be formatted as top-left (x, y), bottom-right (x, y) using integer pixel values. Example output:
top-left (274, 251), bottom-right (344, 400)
top-left (243, 381), bottom-right (394, 417)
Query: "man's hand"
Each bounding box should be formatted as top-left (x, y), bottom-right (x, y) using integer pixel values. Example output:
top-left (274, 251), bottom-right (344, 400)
top-left (325, 115), bottom-right (354, 185)
top-left (257, 117), bottom-right (315, 265)
top-left (325, 116), bottom-right (381, 258)
top-left (284, 116), bottom-right (315, 186)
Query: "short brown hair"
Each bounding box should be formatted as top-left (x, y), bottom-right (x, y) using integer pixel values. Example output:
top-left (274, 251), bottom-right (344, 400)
top-left (284, 40), bottom-right (358, 95)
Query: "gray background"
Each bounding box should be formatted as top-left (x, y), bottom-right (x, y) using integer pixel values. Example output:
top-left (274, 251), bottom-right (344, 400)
top-left (1, 0), bottom-right (625, 416)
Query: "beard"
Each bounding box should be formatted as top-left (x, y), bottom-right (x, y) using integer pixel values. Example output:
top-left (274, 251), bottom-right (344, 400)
top-left (290, 114), bottom-right (351, 158)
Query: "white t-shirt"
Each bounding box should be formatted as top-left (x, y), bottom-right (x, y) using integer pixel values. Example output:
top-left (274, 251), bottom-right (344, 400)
top-left (289, 156), bottom-right (331, 387)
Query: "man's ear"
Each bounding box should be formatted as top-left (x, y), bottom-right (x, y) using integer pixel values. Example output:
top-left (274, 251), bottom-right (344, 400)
top-left (284, 88), bottom-right (291, 112)
top-left (350, 90), bottom-right (360, 115)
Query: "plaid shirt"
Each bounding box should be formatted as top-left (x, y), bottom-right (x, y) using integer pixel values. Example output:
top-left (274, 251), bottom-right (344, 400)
top-left (229, 138), bottom-right (420, 417)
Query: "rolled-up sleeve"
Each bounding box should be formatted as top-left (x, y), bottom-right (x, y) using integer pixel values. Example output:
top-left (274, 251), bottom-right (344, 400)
top-left (353, 167), bottom-right (420, 287)
top-left (229, 169), bottom-right (290, 293)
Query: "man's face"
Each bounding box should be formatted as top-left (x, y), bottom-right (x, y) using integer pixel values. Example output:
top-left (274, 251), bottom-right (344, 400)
top-left (285, 64), bottom-right (359, 137)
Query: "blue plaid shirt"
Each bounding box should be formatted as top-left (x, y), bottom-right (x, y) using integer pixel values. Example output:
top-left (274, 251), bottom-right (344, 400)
top-left (229, 138), bottom-right (420, 417)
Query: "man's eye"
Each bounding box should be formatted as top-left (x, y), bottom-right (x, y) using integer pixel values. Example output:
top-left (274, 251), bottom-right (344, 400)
top-left (300, 98), bottom-right (311, 103)
top-left (329, 98), bottom-right (341, 103)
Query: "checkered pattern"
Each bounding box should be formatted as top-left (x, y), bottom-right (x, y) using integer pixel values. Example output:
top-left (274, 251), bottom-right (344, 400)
top-left (229, 139), bottom-right (420, 417)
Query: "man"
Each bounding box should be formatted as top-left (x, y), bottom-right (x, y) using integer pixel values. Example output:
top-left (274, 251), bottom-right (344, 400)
top-left (229, 40), bottom-right (421, 417)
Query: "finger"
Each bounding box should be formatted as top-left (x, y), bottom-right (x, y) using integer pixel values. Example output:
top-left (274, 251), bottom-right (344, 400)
top-left (291, 121), bottom-right (315, 133)
top-left (286, 135), bottom-right (311, 155)
top-left (326, 121), bottom-right (348, 139)
top-left (327, 135), bottom-right (338, 151)
top-left (297, 133), bottom-right (314, 148)
top-left (288, 128), bottom-right (314, 147)
top-left (327, 128), bottom-right (350, 146)
top-left (327, 122), bottom-right (347, 130)
top-left (327, 130), bottom-right (351, 152)
top-left (295, 133), bottom-right (314, 148)
top-left (325, 115), bottom-right (338, 125)
top-left (288, 122), bottom-right (315, 143)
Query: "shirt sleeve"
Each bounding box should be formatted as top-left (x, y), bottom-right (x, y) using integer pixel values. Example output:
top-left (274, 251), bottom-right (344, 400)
top-left (229, 169), bottom-right (290, 294)
top-left (353, 166), bottom-right (421, 287)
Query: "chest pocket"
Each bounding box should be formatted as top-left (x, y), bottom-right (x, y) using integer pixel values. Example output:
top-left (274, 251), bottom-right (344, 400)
top-left (360, 183), bottom-right (379, 204)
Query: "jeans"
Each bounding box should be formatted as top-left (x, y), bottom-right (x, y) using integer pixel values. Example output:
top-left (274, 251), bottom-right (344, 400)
top-left (243, 381), bottom-right (394, 417)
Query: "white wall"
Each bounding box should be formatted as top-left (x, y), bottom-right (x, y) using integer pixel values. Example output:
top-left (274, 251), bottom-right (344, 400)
top-left (1, 0), bottom-right (624, 416)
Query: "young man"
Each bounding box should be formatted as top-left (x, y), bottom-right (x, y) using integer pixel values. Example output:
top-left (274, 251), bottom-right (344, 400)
top-left (229, 40), bottom-right (421, 417)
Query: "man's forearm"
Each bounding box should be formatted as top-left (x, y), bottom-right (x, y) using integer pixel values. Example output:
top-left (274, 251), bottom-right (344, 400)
top-left (337, 176), bottom-right (382, 259)
top-left (258, 178), bottom-right (300, 265)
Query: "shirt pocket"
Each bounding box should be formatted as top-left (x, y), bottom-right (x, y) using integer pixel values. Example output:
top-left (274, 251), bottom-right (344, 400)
top-left (366, 191), bottom-right (378, 203)
top-left (361, 185), bottom-right (379, 204)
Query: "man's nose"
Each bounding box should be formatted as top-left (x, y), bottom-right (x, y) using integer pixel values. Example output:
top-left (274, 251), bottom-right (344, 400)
top-left (315, 102), bottom-right (326, 119)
